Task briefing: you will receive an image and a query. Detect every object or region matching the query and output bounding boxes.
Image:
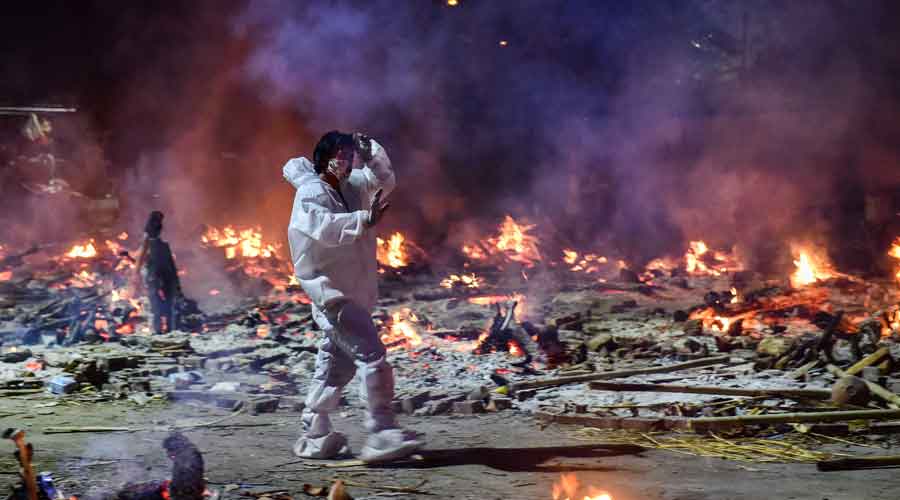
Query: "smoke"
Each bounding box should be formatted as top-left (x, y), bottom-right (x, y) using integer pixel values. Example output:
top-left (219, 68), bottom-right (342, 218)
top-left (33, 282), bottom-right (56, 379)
top-left (231, 0), bottom-right (899, 272)
top-left (3, 0), bottom-right (900, 275)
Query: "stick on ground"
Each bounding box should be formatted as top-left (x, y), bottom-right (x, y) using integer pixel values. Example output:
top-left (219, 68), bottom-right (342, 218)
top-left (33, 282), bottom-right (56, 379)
top-left (509, 355), bottom-right (732, 394)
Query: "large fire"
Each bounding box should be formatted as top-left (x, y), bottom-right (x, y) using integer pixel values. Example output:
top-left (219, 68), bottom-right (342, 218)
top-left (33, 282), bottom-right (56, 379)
top-left (790, 244), bottom-right (836, 288)
top-left (551, 473), bottom-right (612, 500)
top-left (463, 215), bottom-right (542, 267)
top-left (377, 232), bottom-right (409, 268)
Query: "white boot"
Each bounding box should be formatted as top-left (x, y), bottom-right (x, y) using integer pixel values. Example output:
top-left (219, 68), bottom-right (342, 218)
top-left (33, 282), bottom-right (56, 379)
top-left (360, 428), bottom-right (423, 464)
top-left (293, 431), bottom-right (351, 459)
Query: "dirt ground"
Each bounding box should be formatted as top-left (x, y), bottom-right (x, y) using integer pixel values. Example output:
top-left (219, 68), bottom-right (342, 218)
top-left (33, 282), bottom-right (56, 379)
top-left (4, 394), bottom-right (900, 500)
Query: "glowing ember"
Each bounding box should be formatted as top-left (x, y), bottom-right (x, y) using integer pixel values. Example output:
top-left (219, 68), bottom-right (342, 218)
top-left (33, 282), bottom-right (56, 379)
top-left (463, 215), bottom-right (542, 267)
top-left (66, 240), bottom-right (98, 259)
top-left (447, 0), bottom-right (458, 6)
top-left (117, 231), bottom-right (129, 240)
top-left (0, 270), bottom-right (11, 281)
top-left (508, 340), bottom-right (525, 357)
top-left (730, 286), bottom-right (742, 304)
top-left (376, 232), bottom-right (410, 268)
top-left (790, 244), bottom-right (836, 288)
top-left (440, 273), bottom-right (481, 289)
top-left (562, 249), bottom-right (608, 273)
top-left (201, 225), bottom-right (280, 259)
top-left (552, 473), bottom-right (612, 500)
top-left (381, 308), bottom-right (423, 349)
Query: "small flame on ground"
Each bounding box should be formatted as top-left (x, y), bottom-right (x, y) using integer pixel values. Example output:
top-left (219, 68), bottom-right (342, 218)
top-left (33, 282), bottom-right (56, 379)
top-left (440, 273), bottom-right (481, 289)
top-left (376, 232), bottom-right (410, 268)
top-left (66, 240), bottom-right (98, 259)
top-left (381, 308), bottom-right (423, 349)
top-left (888, 237), bottom-right (900, 284)
top-left (202, 225), bottom-right (280, 259)
top-left (552, 473), bottom-right (612, 500)
top-left (790, 244), bottom-right (836, 288)
top-left (463, 215), bottom-right (541, 267)
top-left (562, 249), bottom-right (608, 273)
top-left (256, 325), bottom-right (271, 339)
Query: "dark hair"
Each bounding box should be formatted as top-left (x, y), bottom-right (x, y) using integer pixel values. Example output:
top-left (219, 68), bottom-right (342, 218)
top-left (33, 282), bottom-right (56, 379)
top-left (313, 130), bottom-right (354, 173)
top-left (145, 210), bottom-right (164, 238)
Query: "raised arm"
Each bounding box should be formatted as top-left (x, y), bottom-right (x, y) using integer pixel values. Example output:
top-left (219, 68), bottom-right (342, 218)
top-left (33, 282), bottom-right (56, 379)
top-left (352, 134), bottom-right (396, 198)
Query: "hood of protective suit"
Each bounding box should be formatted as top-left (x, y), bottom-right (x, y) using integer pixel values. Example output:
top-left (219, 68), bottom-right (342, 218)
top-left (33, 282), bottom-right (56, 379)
top-left (283, 156), bottom-right (319, 189)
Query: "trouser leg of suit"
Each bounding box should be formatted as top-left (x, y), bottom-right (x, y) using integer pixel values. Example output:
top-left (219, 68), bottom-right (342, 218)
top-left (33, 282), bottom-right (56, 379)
top-left (302, 299), bottom-right (397, 436)
top-left (301, 336), bottom-right (356, 438)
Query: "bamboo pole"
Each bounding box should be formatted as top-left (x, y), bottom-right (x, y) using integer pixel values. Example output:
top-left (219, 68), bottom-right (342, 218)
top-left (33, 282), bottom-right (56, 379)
top-left (689, 408), bottom-right (900, 433)
top-left (588, 381), bottom-right (832, 400)
top-left (844, 347), bottom-right (891, 376)
top-left (508, 355), bottom-right (732, 394)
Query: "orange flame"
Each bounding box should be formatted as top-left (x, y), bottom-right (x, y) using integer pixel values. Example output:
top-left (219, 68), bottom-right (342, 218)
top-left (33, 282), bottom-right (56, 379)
top-left (888, 237), bottom-right (900, 284)
top-left (790, 244), bottom-right (835, 288)
top-left (66, 240), bottom-right (98, 259)
top-left (201, 225), bottom-right (280, 259)
top-left (552, 473), bottom-right (612, 500)
top-left (376, 232), bottom-right (410, 268)
top-left (463, 215), bottom-right (541, 267)
top-left (0, 270), bottom-right (11, 281)
top-left (381, 308), bottom-right (423, 349)
top-left (562, 249), bottom-right (608, 273)
top-left (256, 325), bottom-right (271, 339)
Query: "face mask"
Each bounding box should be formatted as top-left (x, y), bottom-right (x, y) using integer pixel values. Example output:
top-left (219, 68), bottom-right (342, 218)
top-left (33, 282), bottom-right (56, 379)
top-left (327, 158), bottom-right (352, 181)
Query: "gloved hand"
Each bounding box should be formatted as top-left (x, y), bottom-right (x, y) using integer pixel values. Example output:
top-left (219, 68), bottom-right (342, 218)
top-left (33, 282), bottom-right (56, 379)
top-left (366, 189), bottom-right (390, 227)
top-left (353, 132), bottom-right (374, 163)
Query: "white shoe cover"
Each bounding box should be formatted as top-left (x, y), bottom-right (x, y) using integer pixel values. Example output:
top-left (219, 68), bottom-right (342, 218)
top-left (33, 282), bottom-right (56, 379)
top-left (359, 428), bottom-right (423, 464)
top-left (293, 431), bottom-right (351, 459)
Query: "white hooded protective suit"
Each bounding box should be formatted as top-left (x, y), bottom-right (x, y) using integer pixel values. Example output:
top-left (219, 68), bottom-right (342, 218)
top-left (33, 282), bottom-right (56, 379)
top-left (283, 140), bottom-right (395, 326)
top-left (284, 141), bottom-right (419, 462)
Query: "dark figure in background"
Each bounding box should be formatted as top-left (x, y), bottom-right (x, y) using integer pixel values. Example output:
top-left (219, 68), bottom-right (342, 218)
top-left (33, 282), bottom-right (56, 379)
top-left (137, 211), bottom-right (182, 334)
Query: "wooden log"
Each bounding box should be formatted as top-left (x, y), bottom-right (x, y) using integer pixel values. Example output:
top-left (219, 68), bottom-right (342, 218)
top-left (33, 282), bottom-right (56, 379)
top-left (826, 364), bottom-right (900, 408)
top-left (508, 355), bottom-right (732, 394)
top-left (588, 381), bottom-right (833, 400)
top-left (688, 408), bottom-right (900, 433)
top-left (844, 347), bottom-right (891, 376)
top-left (817, 455), bottom-right (900, 471)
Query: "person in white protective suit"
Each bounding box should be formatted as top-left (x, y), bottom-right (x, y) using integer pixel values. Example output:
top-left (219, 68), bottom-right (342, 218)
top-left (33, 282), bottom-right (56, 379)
top-left (283, 130), bottom-right (423, 463)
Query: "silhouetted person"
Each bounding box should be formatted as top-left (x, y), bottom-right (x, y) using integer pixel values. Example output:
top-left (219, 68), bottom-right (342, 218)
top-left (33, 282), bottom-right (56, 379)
top-left (137, 211), bottom-right (181, 334)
